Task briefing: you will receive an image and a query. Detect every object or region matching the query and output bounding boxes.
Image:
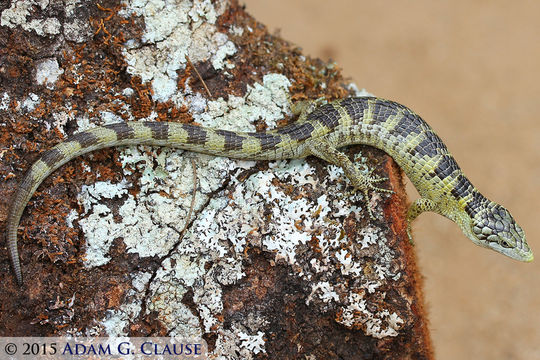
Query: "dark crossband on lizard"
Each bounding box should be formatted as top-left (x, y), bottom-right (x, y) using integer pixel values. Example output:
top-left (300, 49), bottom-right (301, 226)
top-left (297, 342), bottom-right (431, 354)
top-left (5, 97), bottom-right (533, 285)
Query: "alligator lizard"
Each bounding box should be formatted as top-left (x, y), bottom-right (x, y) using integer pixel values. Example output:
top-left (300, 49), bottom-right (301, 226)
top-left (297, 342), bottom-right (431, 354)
top-left (5, 97), bottom-right (533, 284)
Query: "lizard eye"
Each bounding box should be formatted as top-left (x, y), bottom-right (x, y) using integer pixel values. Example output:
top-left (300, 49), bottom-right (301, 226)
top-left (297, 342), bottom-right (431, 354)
top-left (500, 240), bottom-right (512, 248)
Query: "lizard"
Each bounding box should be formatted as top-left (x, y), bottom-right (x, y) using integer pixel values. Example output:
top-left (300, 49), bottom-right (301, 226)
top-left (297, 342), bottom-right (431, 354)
top-left (5, 96), bottom-right (533, 285)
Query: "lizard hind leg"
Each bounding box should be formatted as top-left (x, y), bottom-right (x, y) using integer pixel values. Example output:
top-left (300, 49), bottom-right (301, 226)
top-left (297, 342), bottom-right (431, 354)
top-left (307, 140), bottom-right (393, 219)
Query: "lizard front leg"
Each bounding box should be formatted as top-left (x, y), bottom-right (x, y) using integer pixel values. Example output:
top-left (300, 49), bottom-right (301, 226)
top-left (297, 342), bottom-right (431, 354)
top-left (406, 198), bottom-right (437, 243)
top-left (307, 139), bottom-right (393, 219)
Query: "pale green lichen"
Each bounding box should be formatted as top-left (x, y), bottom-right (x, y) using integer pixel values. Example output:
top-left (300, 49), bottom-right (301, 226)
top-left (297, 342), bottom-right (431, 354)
top-left (191, 74), bottom-right (292, 130)
top-left (21, 93), bottom-right (40, 113)
top-left (121, 0), bottom-right (232, 101)
top-left (35, 58), bottom-right (64, 89)
top-left (1, 0), bottom-right (61, 36)
top-left (0, 92), bottom-right (10, 111)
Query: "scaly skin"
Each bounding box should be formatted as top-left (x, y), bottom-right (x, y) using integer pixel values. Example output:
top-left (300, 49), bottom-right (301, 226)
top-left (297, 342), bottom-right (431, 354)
top-left (5, 97), bottom-right (533, 285)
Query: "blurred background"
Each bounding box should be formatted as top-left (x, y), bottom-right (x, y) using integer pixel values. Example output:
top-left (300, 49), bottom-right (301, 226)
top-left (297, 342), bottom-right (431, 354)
top-left (242, 1), bottom-right (540, 359)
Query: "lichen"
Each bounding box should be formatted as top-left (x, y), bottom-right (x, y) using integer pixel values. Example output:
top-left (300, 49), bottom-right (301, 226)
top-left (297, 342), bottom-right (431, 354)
top-left (121, 0), bottom-right (232, 102)
top-left (0, 92), bottom-right (10, 111)
top-left (35, 58), bottom-right (64, 89)
top-left (339, 292), bottom-right (404, 338)
top-left (1, 0), bottom-right (61, 36)
top-left (238, 331), bottom-right (266, 355)
top-left (21, 93), bottom-right (40, 113)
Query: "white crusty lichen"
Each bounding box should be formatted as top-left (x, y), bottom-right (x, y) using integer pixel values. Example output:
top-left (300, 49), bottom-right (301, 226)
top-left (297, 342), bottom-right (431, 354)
top-left (21, 93), bottom-right (40, 112)
top-left (63, 0), bottom-right (93, 43)
top-left (35, 58), bottom-right (64, 89)
top-left (99, 271), bottom-right (153, 337)
top-left (76, 180), bottom-right (130, 267)
top-left (339, 292), bottom-right (404, 338)
top-left (192, 74), bottom-right (292, 130)
top-left (0, 92), bottom-right (10, 111)
top-left (1, 0), bottom-right (61, 36)
top-left (238, 331), bottom-right (266, 355)
top-left (121, 0), bottom-right (233, 101)
top-left (76, 146), bottom-right (238, 268)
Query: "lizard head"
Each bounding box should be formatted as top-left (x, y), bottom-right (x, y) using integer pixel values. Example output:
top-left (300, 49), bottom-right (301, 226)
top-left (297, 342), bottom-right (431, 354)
top-left (464, 204), bottom-right (533, 262)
